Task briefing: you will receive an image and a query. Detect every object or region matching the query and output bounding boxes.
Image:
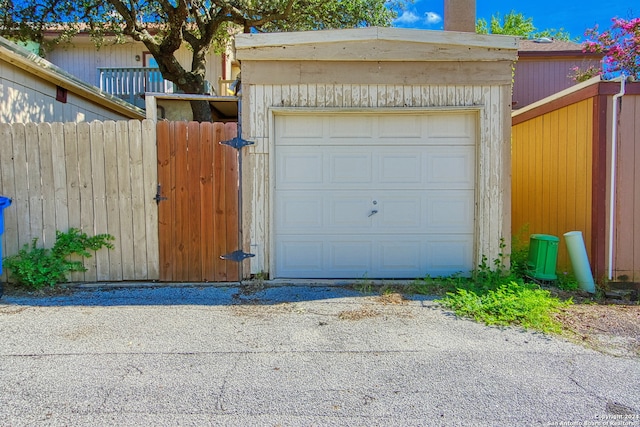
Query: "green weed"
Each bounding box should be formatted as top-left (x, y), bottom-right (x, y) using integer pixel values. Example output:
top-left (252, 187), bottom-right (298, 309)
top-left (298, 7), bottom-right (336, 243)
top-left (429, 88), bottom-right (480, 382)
top-left (353, 273), bottom-right (374, 294)
top-left (407, 273), bottom-right (469, 296)
top-left (409, 237), bottom-right (574, 334)
top-left (510, 224), bottom-right (531, 279)
top-left (555, 271), bottom-right (579, 291)
top-left (3, 228), bottom-right (114, 290)
top-left (440, 281), bottom-right (570, 334)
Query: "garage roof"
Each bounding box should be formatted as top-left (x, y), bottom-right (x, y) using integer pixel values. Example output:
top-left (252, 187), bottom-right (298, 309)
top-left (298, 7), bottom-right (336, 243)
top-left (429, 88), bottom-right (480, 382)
top-left (235, 27), bottom-right (518, 62)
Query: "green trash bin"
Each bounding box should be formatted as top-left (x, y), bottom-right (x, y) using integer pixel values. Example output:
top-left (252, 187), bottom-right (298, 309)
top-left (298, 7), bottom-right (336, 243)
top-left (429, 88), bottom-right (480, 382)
top-left (527, 234), bottom-right (559, 280)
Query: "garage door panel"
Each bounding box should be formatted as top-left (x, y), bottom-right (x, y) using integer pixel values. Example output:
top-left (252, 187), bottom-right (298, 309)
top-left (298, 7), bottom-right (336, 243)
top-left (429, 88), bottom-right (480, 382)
top-left (277, 237), bottom-right (374, 278)
top-left (329, 116), bottom-right (375, 139)
top-left (277, 146), bottom-right (474, 190)
top-left (277, 240), bottom-right (324, 275)
top-left (276, 113), bottom-right (476, 146)
top-left (426, 113), bottom-right (475, 142)
top-left (276, 193), bottom-right (323, 231)
top-left (425, 191), bottom-right (475, 233)
top-left (377, 239), bottom-right (424, 276)
top-left (277, 192), bottom-right (374, 233)
top-left (425, 236), bottom-right (474, 276)
top-left (329, 152), bottom-right (373, 184)
top-left (425, 147), bottom-right (475, 188)
top-left (277, 149), bottom-right (323, 186)
top-left (329, 240), bottom-right (373, 273)
top-left (378, 151), bottom-right (423, 184)
top-left (378, 115), bottom-right (424, 138)
top-left (277, 235), bottom-right (473, 278)
top-left (376, 196), bottom-right (424, 229)
top-left (328, 195), bottom-right (374, 230)
top-left (276, 115), bottom-right (324, 140)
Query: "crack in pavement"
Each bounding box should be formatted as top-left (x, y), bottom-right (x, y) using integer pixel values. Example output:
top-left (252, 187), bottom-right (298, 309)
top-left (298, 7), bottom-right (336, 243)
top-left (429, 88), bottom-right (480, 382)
top-left (215, 354), bottom-right (241, 412)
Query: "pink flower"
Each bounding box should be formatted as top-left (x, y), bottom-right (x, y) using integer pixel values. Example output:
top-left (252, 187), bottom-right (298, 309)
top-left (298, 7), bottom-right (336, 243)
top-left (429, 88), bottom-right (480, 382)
top-left (582, 16), bottom-right (640, 78)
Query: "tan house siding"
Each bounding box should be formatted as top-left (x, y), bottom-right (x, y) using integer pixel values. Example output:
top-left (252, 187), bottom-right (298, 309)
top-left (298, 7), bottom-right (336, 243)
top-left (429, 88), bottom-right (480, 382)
top-left (0, 60), bottom-right (134, 123)
top-left (45, 38), bottom-right (225, 93)
top-left (0, 36), bottom-right (144, 123)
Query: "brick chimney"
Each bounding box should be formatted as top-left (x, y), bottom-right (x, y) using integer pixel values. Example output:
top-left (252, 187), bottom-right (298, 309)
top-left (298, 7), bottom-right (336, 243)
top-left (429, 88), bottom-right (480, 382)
top-left (444, 0), bottom-right (476, 33)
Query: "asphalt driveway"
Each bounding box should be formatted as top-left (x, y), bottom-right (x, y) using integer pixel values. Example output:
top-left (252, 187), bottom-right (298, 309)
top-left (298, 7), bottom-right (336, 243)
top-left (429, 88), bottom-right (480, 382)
top-left (1, 284), bottom-right (638, 426)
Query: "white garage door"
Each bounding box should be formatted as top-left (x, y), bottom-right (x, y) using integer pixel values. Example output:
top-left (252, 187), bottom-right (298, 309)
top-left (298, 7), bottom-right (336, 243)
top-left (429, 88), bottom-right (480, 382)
top-left (274, 112), bottom-right (476, 279)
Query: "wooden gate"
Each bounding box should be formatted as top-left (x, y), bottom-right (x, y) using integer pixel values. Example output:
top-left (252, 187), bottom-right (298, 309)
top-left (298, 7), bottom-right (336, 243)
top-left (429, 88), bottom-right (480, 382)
top-left (156, 121), bottom-right (239, 282)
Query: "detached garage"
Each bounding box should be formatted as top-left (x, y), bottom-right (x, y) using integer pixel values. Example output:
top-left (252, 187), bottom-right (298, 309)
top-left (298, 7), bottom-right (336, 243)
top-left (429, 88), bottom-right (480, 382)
top-left (235, 27), bottom-right (518, 279)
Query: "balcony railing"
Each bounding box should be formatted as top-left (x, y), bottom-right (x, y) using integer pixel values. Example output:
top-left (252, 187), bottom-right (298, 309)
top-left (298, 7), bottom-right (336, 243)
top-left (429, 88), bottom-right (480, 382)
top-left (98, 67), bottom-right (175, 108)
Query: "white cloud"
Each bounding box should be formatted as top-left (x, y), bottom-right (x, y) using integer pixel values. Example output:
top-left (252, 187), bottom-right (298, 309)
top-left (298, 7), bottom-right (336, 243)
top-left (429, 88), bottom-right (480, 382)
top-left (394, 11), bottom-right (421, 25)
top-left (424, 12), bottom-right (443, 25)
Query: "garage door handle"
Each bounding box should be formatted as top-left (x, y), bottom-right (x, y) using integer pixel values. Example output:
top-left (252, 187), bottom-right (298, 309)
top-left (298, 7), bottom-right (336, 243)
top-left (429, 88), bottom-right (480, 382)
top-left (368, 210), bottom-right (378, 217)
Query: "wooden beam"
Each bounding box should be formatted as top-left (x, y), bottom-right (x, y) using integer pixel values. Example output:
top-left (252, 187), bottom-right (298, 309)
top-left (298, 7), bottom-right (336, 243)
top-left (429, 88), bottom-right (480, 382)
top-left (242, 61), bottom-right (515, 86)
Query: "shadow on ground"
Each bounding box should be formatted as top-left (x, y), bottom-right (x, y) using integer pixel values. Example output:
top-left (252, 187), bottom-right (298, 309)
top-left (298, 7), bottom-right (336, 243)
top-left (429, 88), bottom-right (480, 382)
top-left (0, 282), bottom-right (437, 307)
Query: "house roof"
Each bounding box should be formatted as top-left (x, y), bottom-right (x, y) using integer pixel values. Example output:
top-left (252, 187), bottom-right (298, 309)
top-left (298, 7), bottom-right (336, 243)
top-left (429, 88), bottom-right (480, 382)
top-left (236, 27), bottom-right (519, 62)
top-left (0, 36), bottom-right (145, 119)
top-left (517, 38), bottom-right (602, 59)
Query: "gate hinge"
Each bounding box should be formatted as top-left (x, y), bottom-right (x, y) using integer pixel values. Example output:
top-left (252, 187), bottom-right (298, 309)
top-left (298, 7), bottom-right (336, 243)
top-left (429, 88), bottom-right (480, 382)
top-left (220, 137), bottom-right (255, 150)
top-left (220, 250), bottom-right (255, 262)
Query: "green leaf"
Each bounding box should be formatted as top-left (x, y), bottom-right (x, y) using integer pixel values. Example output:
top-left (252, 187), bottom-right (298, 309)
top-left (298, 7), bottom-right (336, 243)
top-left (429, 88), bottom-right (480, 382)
top-left (2, 229), bottom-right (114, 290)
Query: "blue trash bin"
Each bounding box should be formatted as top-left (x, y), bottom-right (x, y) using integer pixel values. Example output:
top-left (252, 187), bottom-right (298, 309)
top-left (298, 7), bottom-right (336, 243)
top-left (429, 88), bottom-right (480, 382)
top-left (0, 196), bottom-right (12, 276)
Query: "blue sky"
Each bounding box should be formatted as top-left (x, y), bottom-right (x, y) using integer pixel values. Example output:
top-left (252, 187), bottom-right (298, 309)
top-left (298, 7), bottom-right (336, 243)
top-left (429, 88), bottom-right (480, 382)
top-left (392, 1), bottom-right (638, 40)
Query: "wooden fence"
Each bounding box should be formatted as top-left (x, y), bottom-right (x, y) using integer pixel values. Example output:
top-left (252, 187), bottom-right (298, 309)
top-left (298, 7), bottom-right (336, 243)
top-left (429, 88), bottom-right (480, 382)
top-left (0, 120), bottom-right (159, 282)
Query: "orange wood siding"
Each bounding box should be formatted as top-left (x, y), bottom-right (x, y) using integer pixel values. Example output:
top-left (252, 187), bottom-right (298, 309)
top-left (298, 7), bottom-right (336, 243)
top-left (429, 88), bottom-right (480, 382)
top-left (614, 94), bottom-right (640, 282)
top-left (512, 98), bottom-right (594, 272)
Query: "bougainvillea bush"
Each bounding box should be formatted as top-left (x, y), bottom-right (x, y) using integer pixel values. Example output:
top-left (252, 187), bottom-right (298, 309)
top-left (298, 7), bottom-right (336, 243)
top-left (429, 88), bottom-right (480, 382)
top-left (580, 17), bottom-right (640, 80)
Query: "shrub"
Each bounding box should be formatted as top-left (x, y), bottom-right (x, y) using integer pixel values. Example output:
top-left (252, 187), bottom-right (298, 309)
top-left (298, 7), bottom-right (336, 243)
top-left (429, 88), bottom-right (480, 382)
top-left (3, 228), bottom-right (114, 290)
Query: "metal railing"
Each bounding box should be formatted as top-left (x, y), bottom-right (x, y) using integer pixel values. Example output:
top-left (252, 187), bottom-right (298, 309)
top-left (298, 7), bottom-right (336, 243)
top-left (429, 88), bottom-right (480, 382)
top-left (98, 67), bottom-right (175, 108)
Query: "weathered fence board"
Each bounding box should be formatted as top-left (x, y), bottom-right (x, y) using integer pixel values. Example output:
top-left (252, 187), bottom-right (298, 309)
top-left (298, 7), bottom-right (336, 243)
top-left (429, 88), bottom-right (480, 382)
top-left (0, 120), bottom-right (159, 282)
top-left (89, 120), bottom-right (110, 281)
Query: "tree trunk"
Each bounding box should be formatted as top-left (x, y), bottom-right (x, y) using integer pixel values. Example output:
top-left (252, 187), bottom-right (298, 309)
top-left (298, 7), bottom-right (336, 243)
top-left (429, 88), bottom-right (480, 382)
top-left (150, 53), bottom-right (212, 122)
top-left (190, 100), bottom-right (212, 122)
